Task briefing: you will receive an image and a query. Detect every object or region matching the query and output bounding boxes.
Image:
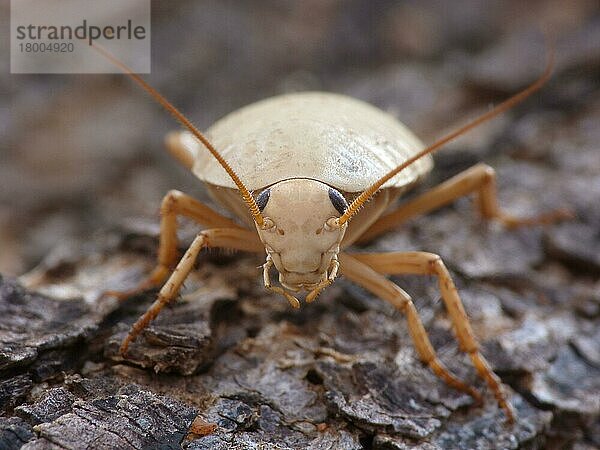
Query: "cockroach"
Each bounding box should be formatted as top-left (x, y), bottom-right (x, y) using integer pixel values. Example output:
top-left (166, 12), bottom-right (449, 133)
top-left (99, 45), bottom-right (570, 423)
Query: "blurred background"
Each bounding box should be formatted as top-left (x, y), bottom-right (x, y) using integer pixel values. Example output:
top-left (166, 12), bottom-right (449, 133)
top-left (1, 0), bottom-right (599, 276)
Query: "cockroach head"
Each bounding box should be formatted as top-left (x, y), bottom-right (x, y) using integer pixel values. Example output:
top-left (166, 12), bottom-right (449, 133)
top-left (255, 179), bottom-right (347, 293)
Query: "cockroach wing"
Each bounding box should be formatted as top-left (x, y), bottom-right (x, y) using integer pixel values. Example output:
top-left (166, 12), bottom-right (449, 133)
top-left (186, 92), bottom-right (433, 192)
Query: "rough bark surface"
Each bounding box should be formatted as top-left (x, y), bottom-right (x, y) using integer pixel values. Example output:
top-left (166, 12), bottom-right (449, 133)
top-left (1, 1), bottom-right (599, 449)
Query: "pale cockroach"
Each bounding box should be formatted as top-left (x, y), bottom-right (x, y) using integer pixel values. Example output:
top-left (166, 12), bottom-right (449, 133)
top-left (98, 45), bottom-right (571, 423)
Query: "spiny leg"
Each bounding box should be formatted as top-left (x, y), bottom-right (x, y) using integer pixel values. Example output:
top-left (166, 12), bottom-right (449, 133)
top-left (120, 227), bottom-right (263, 355)
top-left (105, 189), bottom-right (242, 300)
top-left (358, 163), bottom-right (573, 243)
top-left (339, 253), bottom-right (483, 407)
top-left (351, 251), bottom-right (515, 422)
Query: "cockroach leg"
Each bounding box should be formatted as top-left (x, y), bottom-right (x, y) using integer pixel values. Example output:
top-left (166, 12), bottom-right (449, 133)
top-left (348, 251), bottom-right (515, 423)
top-left (339, 253), bottom-right (484, 408)
top-left (358, 163), bottom-right (573, 244)
top-left (120, 227), bottom-right (263, 356)
top-left (104, 190), bottom-right (242, 300)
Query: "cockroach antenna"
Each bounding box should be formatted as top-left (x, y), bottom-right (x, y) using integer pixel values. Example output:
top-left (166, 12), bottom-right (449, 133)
top-left (90, 42), bottom-right (266, 227)
top-left (337, 47), bottom-right (555, 225)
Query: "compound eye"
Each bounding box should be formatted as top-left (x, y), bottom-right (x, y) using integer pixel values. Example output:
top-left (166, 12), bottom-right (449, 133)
top-left (328, 188), bottom-right (348, 215)
top-left (256, 188), bottom-right (271, 212)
